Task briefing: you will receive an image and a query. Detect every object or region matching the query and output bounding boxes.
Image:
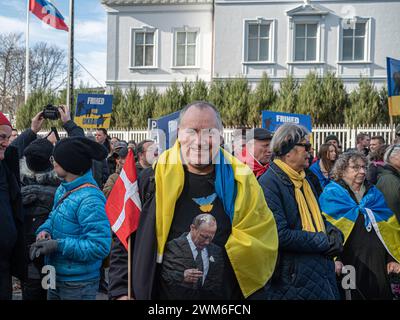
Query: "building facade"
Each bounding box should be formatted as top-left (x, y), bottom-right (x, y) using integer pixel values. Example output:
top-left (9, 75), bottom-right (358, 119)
top-left (102, 0), bottom-right (400, 91)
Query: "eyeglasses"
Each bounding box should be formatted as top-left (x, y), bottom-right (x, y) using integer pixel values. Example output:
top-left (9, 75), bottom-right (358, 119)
top-left (295, 142), bottom-right (312, 152)
top-left (349, 165), bottom-right (367, 172)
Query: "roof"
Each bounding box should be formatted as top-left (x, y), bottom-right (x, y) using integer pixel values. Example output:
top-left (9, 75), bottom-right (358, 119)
top-left (102, 0), bottom-right (212, 5)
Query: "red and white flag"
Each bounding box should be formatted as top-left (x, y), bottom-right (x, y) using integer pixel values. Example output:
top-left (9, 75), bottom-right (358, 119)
top-left (106, 149), bottom-right (141, 250)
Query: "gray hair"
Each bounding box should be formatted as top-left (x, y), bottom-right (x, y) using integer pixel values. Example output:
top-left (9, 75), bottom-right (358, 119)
top-left (177, 101), bottom-right (223, 132)
top-left (192, 214), bottom-right (217, 229)
top-left (270, 123), bottom-right (309, 157)
top-left (331, 151), bottom-right (367, 181)
top-left (384, 144), bottom-right (400, 164)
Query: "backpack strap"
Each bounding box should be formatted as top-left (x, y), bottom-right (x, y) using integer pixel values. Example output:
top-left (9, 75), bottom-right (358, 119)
top-left (54, 183), bottom-right (98, 209)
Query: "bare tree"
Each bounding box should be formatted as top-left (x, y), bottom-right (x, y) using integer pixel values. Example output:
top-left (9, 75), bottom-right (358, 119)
top-left (0, 33), bottom-right (24, 114)
top-left (0, 32), bottom-right (74, 115)
top-left (30, 42), bottom-right (68, 91)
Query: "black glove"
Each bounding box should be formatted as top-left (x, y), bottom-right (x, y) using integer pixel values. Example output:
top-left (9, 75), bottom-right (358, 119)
top-left (389, 272), bottom-right (400, 300)
top-left (29, 239), bottom-right (59, 260)
top-left (324, 225), bottom-right (344, 258)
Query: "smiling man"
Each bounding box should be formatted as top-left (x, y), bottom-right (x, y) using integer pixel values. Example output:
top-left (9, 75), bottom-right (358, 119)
top-left (0, 112), bottom-right (26, 300)
top-left (108, 101), bottom-right (278, 300)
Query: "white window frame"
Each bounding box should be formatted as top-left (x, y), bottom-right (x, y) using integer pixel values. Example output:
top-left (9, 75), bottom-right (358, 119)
top-left (287, 15), bottom-right (326, 66)
top-left (171, 26), bottom-right (200, 69)
top-left (337, 17), bottom-right (372, 64)
top-left (242, 18), bottom-right (276, 65)
top-left (129, 27), bottom-right (158, 69)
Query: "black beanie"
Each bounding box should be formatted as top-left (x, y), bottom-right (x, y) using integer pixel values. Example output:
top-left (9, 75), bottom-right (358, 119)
top-left (24, 138), bottom-right (54, 172)
top-left (53, 137), bottom-right (108, 175)
top-left (325, 135), bottom-right (339, 144)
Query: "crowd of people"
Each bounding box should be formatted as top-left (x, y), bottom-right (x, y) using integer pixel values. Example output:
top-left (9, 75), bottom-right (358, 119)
top-left (1, 100), bottom-right (400, 300)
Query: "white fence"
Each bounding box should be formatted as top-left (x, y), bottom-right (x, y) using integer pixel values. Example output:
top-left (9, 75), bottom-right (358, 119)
top-left (41, 124), bottom-right (398, 154)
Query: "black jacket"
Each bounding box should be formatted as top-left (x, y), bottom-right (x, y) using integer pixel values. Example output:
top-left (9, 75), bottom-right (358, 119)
top-left (20, 159), bottom-right (60, 279)
top-left (258, 163), bottom-right (341, 300)
top-left (108, 167), bottom-right (156, 300)
top-left (3, 145), bottom-right (26, 281)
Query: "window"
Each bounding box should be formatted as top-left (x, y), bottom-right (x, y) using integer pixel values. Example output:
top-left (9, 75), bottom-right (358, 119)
top-left (294, 23), bottom-right (318, 61)
top-left (342, 22), bottom-right (366, 61)
top-left (175, 31), bottom-right (197, 67)
top-left (247, 22), bottom-right (270, 62)
top-left (131, 29), bottom-right (156, 68)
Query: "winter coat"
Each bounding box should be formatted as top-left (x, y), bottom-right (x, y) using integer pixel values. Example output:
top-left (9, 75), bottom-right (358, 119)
top-left (20, 158), bottom-right (60, 279)
top-left (36, 170), bottom-right (111, 282)
top-left (258, 162), bottom-right (340, 300)
top-left (2, 145), bottom-right (26, 282)
top-left (376, 164), bottom-right (400, 222)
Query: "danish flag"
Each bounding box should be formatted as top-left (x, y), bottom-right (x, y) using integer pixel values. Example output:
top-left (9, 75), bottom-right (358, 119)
top-left (105, 149), bottom-right (141, 250)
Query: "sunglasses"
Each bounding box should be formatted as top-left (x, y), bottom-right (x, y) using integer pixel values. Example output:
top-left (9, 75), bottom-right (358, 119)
top-left (295, 142), bottom-right (312, 152)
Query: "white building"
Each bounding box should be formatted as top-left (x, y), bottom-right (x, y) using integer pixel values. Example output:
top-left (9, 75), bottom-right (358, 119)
top-left (102, 0), bottom-right (400, 91)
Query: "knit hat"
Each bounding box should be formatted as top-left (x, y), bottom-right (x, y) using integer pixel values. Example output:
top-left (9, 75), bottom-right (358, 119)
top-left (24, 139), bottom-right (54, 172)
top-left (325, 134), bottom-right (339, 144)
top-left (0, 112), bottom-right (11, 127)
top-left (53, 137), bottom-right (108, 175)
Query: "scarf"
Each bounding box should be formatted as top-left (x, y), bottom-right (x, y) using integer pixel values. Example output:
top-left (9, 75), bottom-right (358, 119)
top-left (320, 181), bottom-right (400, 262)
top-left (274, 159), bottom-right (326, 233)
top-left (154, 141), bottom-right (278, 298)
top-left (237, 147), bottom-right (269, 178)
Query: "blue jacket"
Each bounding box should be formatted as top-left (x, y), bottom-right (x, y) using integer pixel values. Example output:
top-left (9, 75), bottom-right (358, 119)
top-left (258, 163), bottom-right (340, 300)
top-left (37, 170), bottom-right (111, 282)
top-left (309, 160), bottom-right (331, 189)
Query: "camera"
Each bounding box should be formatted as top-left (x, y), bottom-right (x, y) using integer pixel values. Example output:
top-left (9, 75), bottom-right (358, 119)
top-left (42, 105), bottom-right (61, 120)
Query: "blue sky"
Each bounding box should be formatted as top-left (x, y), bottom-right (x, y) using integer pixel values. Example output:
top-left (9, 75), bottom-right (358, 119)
top-left (0, 0), bottom-right (107, 87)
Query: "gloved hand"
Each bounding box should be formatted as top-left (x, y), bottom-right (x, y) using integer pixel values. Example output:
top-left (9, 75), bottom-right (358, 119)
top-left (324, 226), bottom-right (344, 258)
top-left (29, 239), bottom-right (59, 260)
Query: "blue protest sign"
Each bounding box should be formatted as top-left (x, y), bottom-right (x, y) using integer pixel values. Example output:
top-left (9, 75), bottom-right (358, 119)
top-left (75, 94), bottom-right (113, 129)
top-left (148, 111), bottom-right (180, 152)
top-left (262, 111), bottom-right (312, 132)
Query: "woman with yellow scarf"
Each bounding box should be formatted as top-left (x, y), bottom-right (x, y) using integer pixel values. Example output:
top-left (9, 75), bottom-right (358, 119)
top-left (258, 123), bottom-right (343, 300)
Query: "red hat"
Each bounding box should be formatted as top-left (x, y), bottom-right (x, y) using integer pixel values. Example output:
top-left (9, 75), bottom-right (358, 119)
top-left (0, 112), bottom-right (11, 127)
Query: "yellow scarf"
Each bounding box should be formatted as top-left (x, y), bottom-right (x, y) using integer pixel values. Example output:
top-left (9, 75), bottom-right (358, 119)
top-left (274, 159), bottom-right (326, 233)
top-left (154, 142), bottom-right (279, 298)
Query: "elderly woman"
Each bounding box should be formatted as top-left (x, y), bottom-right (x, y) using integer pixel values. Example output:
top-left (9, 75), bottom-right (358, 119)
top-left (310, 143), bottom-right (337, 189)
top-left (376, 145), bottom-right (400, 221)
top-left (259, 123), bottom-right (343, 300)
top-left (320, 151), bottom-right (400, 300)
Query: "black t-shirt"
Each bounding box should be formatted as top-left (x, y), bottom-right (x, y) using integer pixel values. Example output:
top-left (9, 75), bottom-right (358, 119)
top-left (168, 168), bottom-right (232, 247)
top-left (160, 167), bottom-right (242, 299)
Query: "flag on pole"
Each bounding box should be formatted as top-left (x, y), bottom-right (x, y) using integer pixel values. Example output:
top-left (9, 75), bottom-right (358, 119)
top-left (105, 149), bottom-right (142, 250)
top-left (387, 57), bottom-right (400, 116)
top-left (29, 0), bottom-right (69, 31)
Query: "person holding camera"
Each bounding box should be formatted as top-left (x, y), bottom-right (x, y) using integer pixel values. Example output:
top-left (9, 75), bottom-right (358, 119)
top-left (11, 105), bottom-right (84, 159)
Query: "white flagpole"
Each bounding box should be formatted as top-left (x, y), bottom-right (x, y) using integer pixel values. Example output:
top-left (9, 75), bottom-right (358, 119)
top-left (66, 0), bottom-right (74, 110)
top-left (25, 0), bottom-right (30, 103)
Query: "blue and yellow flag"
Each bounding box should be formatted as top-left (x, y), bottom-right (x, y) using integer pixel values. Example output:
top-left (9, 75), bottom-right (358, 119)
top-left (154, 142), bottom-right (279, 298)
top-left (320, 181), bottom-right (400, 262)
top-left (387, 57), bottom-right (400, 116)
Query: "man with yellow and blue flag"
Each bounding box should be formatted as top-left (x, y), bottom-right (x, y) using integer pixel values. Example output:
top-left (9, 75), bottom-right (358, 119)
top-left (108, 101), bottom-right (278, 300)
top-left (320, 151), bottom-right (400, 300)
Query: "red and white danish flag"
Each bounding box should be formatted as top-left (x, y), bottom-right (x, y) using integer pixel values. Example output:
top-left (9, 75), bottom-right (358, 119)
top-left (105, 149), bottom-right (141, 250)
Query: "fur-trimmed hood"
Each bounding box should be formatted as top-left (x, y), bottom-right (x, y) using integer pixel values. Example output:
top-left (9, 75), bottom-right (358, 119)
top-left (20, 157), bottom-right (61, 187)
